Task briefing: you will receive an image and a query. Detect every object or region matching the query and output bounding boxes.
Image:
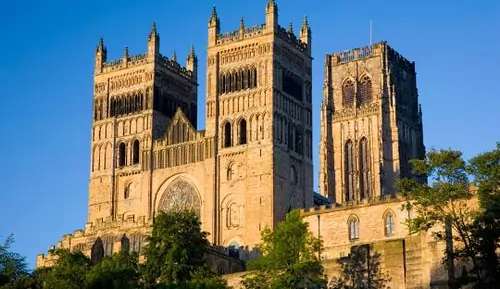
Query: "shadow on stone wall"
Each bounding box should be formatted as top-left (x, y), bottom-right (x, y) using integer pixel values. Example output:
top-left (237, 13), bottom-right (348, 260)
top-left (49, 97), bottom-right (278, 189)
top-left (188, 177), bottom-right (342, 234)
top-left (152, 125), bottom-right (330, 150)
top-left (327, 245), bottom-right (391, 289)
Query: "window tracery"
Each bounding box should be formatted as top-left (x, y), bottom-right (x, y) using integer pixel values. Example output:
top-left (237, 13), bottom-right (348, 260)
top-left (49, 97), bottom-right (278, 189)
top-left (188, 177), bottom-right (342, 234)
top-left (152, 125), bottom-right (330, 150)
top-left (358, 137), bottom-right (371, 199)
top-left (348, 216), bottom-right (360, 240)
top-left (219, 66), bottom-right (258, 94)
top-left (344, 140), bottom-right (355, 201)
top-left (357, 75), bottom-right (373, 106)
top-left (342, 79), bottom-right (355, 107)
top-left (159, 178), bottom-right (201, 216)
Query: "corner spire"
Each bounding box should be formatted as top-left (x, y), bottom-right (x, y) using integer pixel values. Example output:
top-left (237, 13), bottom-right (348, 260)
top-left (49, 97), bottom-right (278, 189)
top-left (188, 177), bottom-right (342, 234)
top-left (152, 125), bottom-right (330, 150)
top-left (288, 22), bottom-right (294, 34)
top-left (302, 16), bottom-right (309, 28)
top-left (212, 5), bottom-right (217, 18)
top-left (188, 44), bottom-right (196, 60)
top-left (240, 17), bottom-right (245, 29)
top-left (172, 51), bottom-right (177, 62)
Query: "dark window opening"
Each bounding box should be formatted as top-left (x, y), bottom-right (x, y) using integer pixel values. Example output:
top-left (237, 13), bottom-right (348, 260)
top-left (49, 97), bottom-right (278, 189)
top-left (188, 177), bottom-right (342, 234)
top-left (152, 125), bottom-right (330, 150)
top-left (223, 122), bottom-right (232, 148)
top-left (132, 140), bottom-right (140, 164)
top-left (124, 184), bottom-right (131, 199)
top-left (357, 75), bottom-right (373, 106)
top-left (342, 80), bottom-right (355, 107)
top-left (118, 143), bottom-right (126, 167)
top-left (359, 137), bottom-right (370, 199)
top-left (121, 235), bottom-right (130, 252)
top-left (282, 72), bottom-right (303, 101)
top-left (219, 67), bottom-right (257, 95)
top-left (239, 119), bottom-right (247, 145)
top-left (91, 238), bottom-right (104, 264)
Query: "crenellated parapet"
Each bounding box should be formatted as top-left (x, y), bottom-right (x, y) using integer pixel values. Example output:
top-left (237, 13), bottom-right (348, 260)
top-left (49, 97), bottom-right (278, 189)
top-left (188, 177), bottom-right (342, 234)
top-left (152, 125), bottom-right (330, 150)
top-left (158, 55), bottom-right (195, 81)
top-left (300, 193), bottom-right (402, 216)
top-left (217, 24), bottom-right (267, 45)
top-left (274, 25), bottom-right (309, 53)
top-left (328, 41), bottom-right (384, 66)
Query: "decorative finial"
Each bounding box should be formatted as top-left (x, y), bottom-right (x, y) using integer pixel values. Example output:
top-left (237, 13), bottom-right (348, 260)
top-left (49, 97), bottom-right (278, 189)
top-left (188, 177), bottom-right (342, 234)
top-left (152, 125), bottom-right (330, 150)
top-left (240, 17), bottom-right (245, 29)
top-left (172, 51), bottom-right (177, 62)
top-left (288, 22), bottom-right (294, 34)
top-left (212, 5), bottom-right (217, 17)
top-left (124, 46), bottom-right (129, 57)
top-left (303, 16), bottom-right (309, 27)
top-left (189, 44), bottom-right (196, 59)
top-left (152, 22), bottom-right (157, 34)
top-left (98, 37), bottom-right (104, 48)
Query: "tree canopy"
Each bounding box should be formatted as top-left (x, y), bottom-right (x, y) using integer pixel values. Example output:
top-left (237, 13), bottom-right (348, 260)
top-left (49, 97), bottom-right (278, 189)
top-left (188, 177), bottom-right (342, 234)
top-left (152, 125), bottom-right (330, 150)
top-left (242, 210), bottom-right (327, 289)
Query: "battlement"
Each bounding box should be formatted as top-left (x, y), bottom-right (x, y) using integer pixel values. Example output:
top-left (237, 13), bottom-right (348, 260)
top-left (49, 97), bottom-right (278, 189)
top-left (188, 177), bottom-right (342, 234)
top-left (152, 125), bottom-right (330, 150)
top-left (329, 41), bottom-right (385, 66)
top-left (217, 23), bottom-right (267, 45)
top-left (157, 55), bottom-right (195, 80)
top-left (275, 25), bottom-right (309, 53)
top-left (101, 52), bottom-right (149, 73)
top-left (300, 194), bottom-right (403, 216)
top-left (386, 45), bottom-right (415, 72)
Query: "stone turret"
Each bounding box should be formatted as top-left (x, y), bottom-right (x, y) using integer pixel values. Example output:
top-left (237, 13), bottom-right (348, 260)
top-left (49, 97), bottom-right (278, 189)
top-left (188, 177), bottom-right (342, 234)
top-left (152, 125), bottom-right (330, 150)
top-left (186, 44), bottom-right (198, 81)
top-left (148, 22), bottom-right (160, 61)
top-left (265, 0), bottom-right (278, 32)
top-left (94, 37), bottom-right (107, 74)
top-left (300, 16), bottom-right (312, 54)
top-left (208, 5), bottom-right (220, 47)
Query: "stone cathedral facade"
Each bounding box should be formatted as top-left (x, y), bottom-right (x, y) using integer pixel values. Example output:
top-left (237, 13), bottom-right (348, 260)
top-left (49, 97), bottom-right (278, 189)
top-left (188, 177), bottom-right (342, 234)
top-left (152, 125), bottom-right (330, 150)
top-left (38, 1), bottom-right (452, 288)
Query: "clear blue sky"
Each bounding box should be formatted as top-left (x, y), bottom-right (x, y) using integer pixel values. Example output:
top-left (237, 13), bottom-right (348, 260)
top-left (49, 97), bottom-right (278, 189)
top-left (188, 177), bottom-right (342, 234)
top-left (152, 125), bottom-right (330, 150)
top-left (0, 0), bottom-right (498, 268)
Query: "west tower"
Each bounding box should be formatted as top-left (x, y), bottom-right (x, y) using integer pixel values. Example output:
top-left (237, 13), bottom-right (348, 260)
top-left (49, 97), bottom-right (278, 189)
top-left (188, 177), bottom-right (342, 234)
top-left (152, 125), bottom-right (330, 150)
top-left (89, 25), bottom-right (198, 224)
top-left (206, 0), bottom-right (314, 249)
top-left (319, 42), bottom-right (425, 202)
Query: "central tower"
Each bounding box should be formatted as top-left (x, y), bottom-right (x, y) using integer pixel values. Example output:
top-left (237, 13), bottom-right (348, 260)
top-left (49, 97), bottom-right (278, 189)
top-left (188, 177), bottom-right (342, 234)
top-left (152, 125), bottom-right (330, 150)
top-left (205, 0), bottom-right (314, 249)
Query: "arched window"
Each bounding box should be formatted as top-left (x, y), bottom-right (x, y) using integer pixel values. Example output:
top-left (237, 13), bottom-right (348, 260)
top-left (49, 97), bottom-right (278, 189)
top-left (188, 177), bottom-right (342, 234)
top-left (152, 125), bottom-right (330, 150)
top-left (228, 241), bottom-right (240, 259)
top-left (342, 79), bottom-right (355, 107)
top-left (227, 164), bottom-right (235, 181)
top-left (253, 67), bottom-right (258, 88)
top-left (91, 238), bottom-right (104, 264)
top-left (357, 75), bottom-right (373, 106)
top-left (132, 140), bottom-right (140, 164)
top-left (103, 235), bottom-right (114, 257)
top-left (121, 235), bottom-right (130, 252)
top-left (239, 119), bottom-right (247, 145)
top-left (243, 68), bottom-right (249, 89)
top-left (118, 142), bottom-right (126, 167)
top-left (124, 183), bottom-right (131, 199)
top-left (359, 137), bottom-right (371, 199)
top-left (348, 216), bottom-right (360, 241)
top-left (384, 212), bottom-right (395, 237)
top-left (344, 140), bottom-right (355, 201)
top-left (223, 122), bottom-right (232, 148)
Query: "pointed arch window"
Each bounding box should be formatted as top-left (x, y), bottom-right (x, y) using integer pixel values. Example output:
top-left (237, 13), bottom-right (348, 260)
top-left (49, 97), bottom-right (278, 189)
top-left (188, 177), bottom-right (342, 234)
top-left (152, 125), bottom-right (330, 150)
top-left (384, 212), bottom-right (395, 237)
top-left (91, 238), bottom-right (104, 264)
top-left (239, 119), bottom-right (247, 145)
top-left (132, 140), bottom-right (140, 164)
top-left (118, 142), bottom-right (126, 167)
top-left (344, 140), bottom-right (355, 201)
top-left (121, 235), bottom-right (130, 252)
top-left (359, 137), bottom-right (371, 199)
top-left (357, 75), bottom-right (373, 106)
top-left (348, 216), bottom-right (360, 240)
top-left (342, 79), bottom-right (355, 107)
top-left (223, 122), bottom-right (232, 148)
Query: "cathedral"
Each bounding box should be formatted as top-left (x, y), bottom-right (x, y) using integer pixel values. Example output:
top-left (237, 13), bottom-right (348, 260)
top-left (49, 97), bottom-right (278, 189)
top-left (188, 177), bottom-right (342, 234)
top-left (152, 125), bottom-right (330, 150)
top-left (37, 1), bottom-right (452, 288)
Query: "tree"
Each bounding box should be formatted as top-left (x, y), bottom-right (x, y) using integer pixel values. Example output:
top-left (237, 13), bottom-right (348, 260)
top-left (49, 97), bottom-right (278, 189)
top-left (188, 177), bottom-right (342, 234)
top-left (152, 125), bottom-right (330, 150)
top-left (465, 142), bottom-right (500, 288)
top-left (86, 251), bottom-right (140, 289)
top-left (242, 210), bottom-right (326, 289)
top-left (395, 149), bottom-right (480, 286)
top-left (0, 235), bottom-right (28, 287)
top-left (141, 210), bottom-right (227, 288)
top-left (329, 246), bottom-right (390, 289)
top-left (42, 249), bottom-right (91, 289)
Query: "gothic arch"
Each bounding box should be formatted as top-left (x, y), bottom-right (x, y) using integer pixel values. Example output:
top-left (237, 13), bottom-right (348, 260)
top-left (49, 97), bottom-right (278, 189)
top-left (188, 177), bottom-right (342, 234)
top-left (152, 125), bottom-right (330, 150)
top-left (383, 209), bottom-right (396, 237)
top-left (222, 120), bottom-right (233, 148)
top-left (347, 214), bottom-right (360, 240)
top-left (132, 139), bottom-right (140, 165)
top-left (358, 136), bottom-right (371, 199)
top-left (155, 174), bottom-right (202, 217)
top-left (344, 139), bottom-right (355, 201)
top-left (357, 74), bottom-right (373, 106)
top-left (91, 238), bottom-right (104, 263)
top-left (227, 162), bottom-right (236, 181)
top-left (237, 118), bottom-right (247, 145)
top-left (342, 78), bottom-right (355, 107)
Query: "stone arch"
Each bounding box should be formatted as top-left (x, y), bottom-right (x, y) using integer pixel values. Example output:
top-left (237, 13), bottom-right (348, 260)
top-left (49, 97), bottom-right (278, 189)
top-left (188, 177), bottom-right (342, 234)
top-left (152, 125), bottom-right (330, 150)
top-left (118, 142), bottom-right (126, 167)
top-left (224, 236), bottom-right (244, 260)
top-left (237, 118), bottom-right (247, 145)
top-left (344, 139), bottom-right (355, 201)
top-left (222, 120), bottom-right (232, 148)
top-left (91, 238), bottom-right (104, 264)
top-left (347, 214), bottom-right (360, 240)
top-left (155, 174), bottom-right (202, 217)
top-left (357, 74), bottom-right (373, 106)
top-left (342, 77), bottom-right (355, 107)
top-left (132, 139), bottom-right (140, 165)
top-left (226, 162), bottom-right (236, 181)
top-left (120, 234), bottom-right (130, 252)
top-left (383, 209), bottom-right (396, 237)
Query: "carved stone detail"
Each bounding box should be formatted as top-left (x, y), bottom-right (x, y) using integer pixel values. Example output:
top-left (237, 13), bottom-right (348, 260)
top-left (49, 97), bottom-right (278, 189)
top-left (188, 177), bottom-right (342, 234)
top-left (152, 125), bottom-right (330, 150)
top-left (159, 178), bottom-right (201, 216)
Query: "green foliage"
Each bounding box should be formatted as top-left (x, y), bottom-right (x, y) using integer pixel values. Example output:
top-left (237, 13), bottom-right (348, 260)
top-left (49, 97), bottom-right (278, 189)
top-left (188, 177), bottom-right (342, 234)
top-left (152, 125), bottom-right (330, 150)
top-left (329, 246), bottom-right (390, 289)
top-left (42, 249), bottom-right (91, 289)
top-left (0, 235), bottom-right (28, 287)
top-left (86, 250), bottom-right (140, 289)
top-left (396, 143), bottom-right (500, 288)
top-left (141, 210), bottom-right (212, 287)
top-left (242, 210), bottom-right (326, 289)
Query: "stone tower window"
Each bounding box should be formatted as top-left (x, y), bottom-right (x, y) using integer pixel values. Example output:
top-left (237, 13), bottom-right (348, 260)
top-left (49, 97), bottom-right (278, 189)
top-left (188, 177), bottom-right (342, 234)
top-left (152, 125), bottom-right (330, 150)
top-left (132, 140), bottom-right (140, 164)
top-left (384, 212), bottom-right (395, 237)
top-left (120, 234), bottom-right (130, 252)
top-left (342, 79), bottom-right (355, 107)
top-left (348, 215), bottom-right (360, 240)
top-left (358, 137), bottom-right (371, 199)
top-left (91, 238), bottom-right (104, 264)
top-left (239, 119), bottom-right (247, 145)
top-left (124, 183), bottom-right (131, 199)
top-left (118, 142), bottom-right (126, 167)
top-left (357, 75), bottom-right (373, 106)
top-left (344, 140), bottom-right (355, 201)
top-left (223, 122), bottom-right (232, 148)
top-left (227, 163), bottom-right (235, 181)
